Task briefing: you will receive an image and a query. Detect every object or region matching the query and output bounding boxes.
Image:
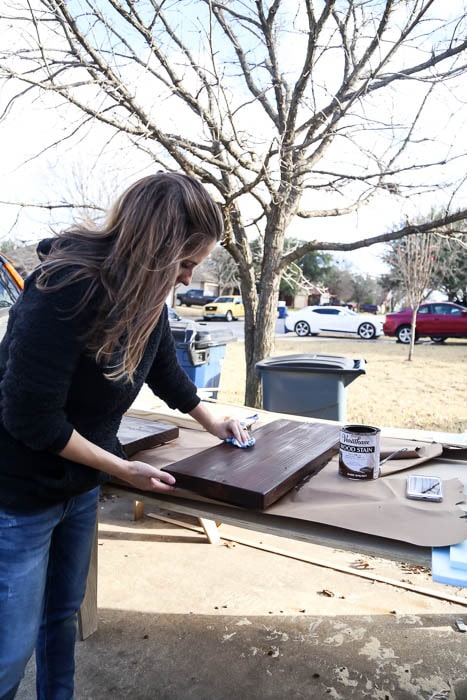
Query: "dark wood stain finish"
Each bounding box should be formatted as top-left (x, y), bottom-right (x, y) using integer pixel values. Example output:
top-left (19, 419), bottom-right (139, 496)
top-left (162, 419), bottom-right (340, 509)
top-left (118, 416), bottom-right (179, 457)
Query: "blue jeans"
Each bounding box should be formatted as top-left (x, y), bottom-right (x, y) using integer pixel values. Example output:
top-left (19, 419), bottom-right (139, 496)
top-left (0, 487), bottom-right (99, 700)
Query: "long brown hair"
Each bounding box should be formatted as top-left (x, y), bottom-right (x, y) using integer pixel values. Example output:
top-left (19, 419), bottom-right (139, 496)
top-left (37, 172), bottom-right (224, 381)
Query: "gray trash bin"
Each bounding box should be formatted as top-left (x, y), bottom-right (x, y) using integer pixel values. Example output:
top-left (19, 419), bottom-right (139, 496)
top-left (255, 354), bottom-right (366, 421)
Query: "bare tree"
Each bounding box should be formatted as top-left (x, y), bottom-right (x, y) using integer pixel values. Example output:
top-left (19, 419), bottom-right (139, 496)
top-left (381, 219), bottom-right (467, 306)
top-left (202, 246), bottom-right (240, 295)
top-left (280, 261), bottom-right (328, 300)
top-left (394, 233), bottom-right (436, 360)
top-left (430, 231), bottom-right (467, 304)
top-left (1, 1), bottom-right (467, 406)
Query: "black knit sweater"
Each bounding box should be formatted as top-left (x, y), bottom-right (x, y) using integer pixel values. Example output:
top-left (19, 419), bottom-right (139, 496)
top-left (0, 260), bottom-right (200, 509)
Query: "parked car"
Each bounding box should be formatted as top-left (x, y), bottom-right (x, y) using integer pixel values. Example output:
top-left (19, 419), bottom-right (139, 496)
top-left (176, 288), bottom-right (217, 306)
top-left (0, 254), bottom-right (24, 341)
top-left (203, 295), bottom-right (244, 321)
top-left (0, 254), bottom-right (23, 308)
top-left (383, 301), bottom-right (467, 344)
top-left (167, 306), bottom-right (182, 322)
top-left (358, 303), bottom-right (379, 314)
top-left (284, 305), bottom-right (384, 339)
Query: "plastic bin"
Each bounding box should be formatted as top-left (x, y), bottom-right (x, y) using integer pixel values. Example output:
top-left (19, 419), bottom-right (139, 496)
top-left (171, 321), bottom-right (235, 398)
top-left (255, 353), bottom-right (366, 421)
top-left (277, 301), bottom-right (288, 319)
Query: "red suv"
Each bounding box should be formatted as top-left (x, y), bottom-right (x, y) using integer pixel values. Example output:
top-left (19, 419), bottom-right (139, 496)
top-left (383, 301), bottom-right (467, 344)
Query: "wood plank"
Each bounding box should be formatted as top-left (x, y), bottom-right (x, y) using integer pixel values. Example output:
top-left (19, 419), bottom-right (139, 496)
top-left (107, 485), bottom-right (434, 566)
top-left (118, 416), bottom-right (179, 457)
top-left (133, 499), bottom-right (145, 521)
top-left (78, 522), bottom-right (98, 640)
top-left (162, 419), bottom-right (339, 509)
top-left (198, 517), bottom-right (221, 544)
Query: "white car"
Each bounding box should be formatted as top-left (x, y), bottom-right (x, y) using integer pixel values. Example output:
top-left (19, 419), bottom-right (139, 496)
top-left (285, 305), bottom-right (384, 340)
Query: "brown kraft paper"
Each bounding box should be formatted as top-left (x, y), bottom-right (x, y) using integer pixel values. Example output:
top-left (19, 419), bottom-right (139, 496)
top-left (128, 427), bottom-right (466, 548)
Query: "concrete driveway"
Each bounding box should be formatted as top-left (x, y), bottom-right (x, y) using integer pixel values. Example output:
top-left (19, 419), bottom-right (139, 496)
top-left (15, 489), bottom-right (467, 699)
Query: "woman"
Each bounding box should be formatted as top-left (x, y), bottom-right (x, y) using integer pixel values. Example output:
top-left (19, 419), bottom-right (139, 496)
top-left (0, 172), bottom-right (249, 699)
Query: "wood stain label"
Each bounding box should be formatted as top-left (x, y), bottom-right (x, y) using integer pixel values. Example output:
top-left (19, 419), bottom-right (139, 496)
top-left (338, 425), bottom-right (381, 480)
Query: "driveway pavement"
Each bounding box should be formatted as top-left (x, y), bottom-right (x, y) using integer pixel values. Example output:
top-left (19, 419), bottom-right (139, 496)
top-left (15, 490), bottom-right (467, 699)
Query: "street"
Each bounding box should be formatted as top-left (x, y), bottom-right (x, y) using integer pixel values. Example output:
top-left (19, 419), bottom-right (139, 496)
top-left (174, 306), bottom-right (392, 344)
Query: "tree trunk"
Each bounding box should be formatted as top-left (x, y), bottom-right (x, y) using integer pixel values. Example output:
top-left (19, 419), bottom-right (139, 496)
top-left (408, 307), bottom-right (419, 361)
top-left (243, 289), bottom-right (278, 408)
top-left (243, 220), bottom-right (285, 408)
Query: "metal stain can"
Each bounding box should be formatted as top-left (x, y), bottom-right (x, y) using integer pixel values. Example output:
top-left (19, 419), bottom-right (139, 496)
top-left (338, 424), bottom-right (381, 480)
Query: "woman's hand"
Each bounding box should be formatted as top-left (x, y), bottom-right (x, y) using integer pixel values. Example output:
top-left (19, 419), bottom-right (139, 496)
top-left (208, 418), bottom-right (250, 445)
top-left (121, 460), bottom-right (176, 493)
top-left (59, 429), bottom-right (176, 493)
top-left (189, 402), bottom-right (251, 445)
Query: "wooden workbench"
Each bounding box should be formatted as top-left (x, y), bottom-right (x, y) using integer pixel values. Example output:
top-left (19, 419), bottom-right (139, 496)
top-left (78, 403), bottom-right (467, 640)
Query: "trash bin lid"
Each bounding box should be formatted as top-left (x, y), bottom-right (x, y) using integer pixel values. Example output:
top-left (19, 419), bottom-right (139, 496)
top-left (171, 323), bottom-right (236, 349)
top-left (170, 320), bottom-right (197, 345)
top-left (256, 353), bottom-right (366, 374)
top-left (194, 329), bottom-right (236, 348)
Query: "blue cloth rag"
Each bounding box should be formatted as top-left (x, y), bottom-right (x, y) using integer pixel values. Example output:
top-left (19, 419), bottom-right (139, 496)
top-left (224, 436), bottom-right (256, 449)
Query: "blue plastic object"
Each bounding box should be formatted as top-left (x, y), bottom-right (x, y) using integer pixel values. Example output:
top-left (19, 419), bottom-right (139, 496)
top-left (450, 540), bottom-right (467, 571)
top-left (172, 321), bottom-right (234, 399)
top-left (432, 546), bottom-right (467, 587)
top-left (176, 343), bottom-right (227, 398)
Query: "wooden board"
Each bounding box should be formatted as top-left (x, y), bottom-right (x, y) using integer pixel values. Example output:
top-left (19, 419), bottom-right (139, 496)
top-left (162, 419), bottom-right (340, 510)
top-left (118, 416), bottom-right (179, 457)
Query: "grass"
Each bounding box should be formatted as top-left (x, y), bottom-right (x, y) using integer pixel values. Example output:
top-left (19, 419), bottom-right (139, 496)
top-left (216, 334), bottom-right (467, 435)
top-left (176, 305), bottom-right (466, 434)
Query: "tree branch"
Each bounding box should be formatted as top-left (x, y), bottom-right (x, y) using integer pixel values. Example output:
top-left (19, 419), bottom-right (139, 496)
top-left (280, 208), bottom-right (467, 269)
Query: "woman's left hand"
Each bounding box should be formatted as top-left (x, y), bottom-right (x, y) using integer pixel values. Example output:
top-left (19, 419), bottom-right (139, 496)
top-left (189, 403), bottom-right (252, 446)
top-left (209, 418), bottom-right (251, 445)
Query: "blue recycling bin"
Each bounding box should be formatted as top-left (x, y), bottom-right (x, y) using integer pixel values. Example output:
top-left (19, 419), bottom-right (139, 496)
top-left (277, 301), bottom-right (288, 319)
top-left (256, 353), bottom-right (366, 421)
top-left (171, 321), bottom-right (235, 398)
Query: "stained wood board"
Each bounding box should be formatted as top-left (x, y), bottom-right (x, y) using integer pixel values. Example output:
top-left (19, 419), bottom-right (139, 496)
top-left (118, 416), bottom-right (179, 457)
top-left (162, 419), bottom-right (340, 510)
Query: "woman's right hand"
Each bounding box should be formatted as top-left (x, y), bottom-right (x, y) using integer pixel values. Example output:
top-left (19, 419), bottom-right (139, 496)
top-left (58, 429), bottom-right (177, 493)
top-left (118, 460), bottom-right (176, 493)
